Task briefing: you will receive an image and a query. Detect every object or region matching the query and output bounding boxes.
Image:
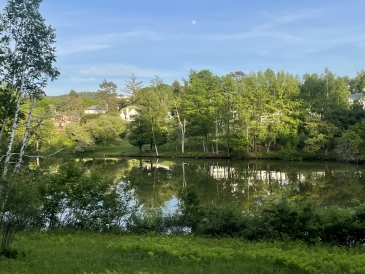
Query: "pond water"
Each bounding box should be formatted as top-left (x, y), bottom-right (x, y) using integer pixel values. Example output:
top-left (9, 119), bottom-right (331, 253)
top-left (54, 158), bottom-right (365, 213)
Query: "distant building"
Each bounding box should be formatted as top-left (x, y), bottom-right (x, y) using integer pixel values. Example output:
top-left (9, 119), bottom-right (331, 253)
top-left (348, 93), bottom-right (365, 107)
top-left (120, 106), bottom-right (139, 121)
top-left (116, 95), bottom-right (131, 100)
top-left (84, 105), bottom-right (106, 114)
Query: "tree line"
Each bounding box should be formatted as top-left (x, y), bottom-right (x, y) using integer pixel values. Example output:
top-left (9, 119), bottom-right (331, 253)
top-left (121, 69), bottom-right (365, 161)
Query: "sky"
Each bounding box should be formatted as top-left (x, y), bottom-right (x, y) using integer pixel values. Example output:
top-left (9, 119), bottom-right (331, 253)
top-left (1, 0), bottom-right (365, 96)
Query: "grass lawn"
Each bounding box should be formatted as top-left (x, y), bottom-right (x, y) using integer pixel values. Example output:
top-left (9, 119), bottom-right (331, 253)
top-left (1, 231), bottom-right (365, 274)
top-left (0, 231), bottom-right (299, 274)
top-left (50, 138), bottom-right (230, 159)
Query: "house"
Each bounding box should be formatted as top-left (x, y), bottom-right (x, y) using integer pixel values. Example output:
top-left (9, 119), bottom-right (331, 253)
top-left (348, 93), bottom-right (365, 107)
top-left (116, 95), bottom-right (131, 100)
top-left (84, 105), bottom-right (106, 114)
top-left (120, 106), bottom-right (139, 121)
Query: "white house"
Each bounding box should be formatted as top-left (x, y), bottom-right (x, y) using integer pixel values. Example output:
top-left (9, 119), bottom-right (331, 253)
top-left (120, 107), bottom-right (139, 121)
top-left (348, 93), bottom-right (365, 107)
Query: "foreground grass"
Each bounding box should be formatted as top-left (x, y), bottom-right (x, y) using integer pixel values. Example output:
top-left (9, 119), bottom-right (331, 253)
top-left (1, 231), bottom-right (365, 274)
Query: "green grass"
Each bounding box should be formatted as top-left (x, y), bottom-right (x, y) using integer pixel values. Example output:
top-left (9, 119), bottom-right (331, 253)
top-left (2, 231), bottom-right (365, 274)
top-left (50, 139), bottom-right (229, 159)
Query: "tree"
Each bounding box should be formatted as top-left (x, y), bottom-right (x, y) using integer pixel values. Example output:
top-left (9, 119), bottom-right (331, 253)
top-left (96, 80), bottom-right (118, 113)
top-left (127, 116), bottom-right (148, 152)
top-left (300, 69), bottom-right (350, 118)
top-left (131, 84), bottom-right (170, 155)
top-left (357, 70), bottom-right (365, 93)
top-left (219, 74), bottom-right (241, 157)
top-left (123, 74), bottom-right (143, 96)
top-left (181, 70), bottom-right (222, 153)
top-left (59, 90), bottom-right (85, 114)
top-left (335, 119), bottom-right (365, 162)
top-left (0, 0), bottom-right (60, 180)
top-left (303, 116), bottom-right (338, 155)
top-left (66, 113), bottom-right (127, 152)
top-left (171, 80), bottom-right (182, 98)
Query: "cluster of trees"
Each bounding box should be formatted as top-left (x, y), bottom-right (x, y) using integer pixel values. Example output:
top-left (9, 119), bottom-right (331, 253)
top-left (121, 68), bottom-right (365, 161)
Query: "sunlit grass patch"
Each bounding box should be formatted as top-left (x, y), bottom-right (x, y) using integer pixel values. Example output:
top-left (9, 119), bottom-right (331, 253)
top-left (2, 231), bottom-right (365, 274)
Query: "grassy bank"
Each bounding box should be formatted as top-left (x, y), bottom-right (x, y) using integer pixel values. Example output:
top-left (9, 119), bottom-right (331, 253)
top-left (49, 139), bottom-right (231, 159)
top-left (45, 139), bottom-right (340, 161)
top-left (2, 231), bottom-right (365, 274)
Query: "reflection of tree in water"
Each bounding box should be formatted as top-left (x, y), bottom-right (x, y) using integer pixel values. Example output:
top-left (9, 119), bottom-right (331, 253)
top-left (298, 165), bottom-right (365, 207)
top-left (119, 159), bottom-right (365, 211)
top-left (123, 162), bottom-right (178, 213)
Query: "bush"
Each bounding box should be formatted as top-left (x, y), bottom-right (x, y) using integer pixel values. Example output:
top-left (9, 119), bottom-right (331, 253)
top-left (195, 204), bottom-right (247, 237)
top-left (127, 191), bottom-right (365, 247)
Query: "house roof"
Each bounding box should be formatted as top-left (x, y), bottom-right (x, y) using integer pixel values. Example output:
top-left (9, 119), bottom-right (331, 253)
top-left (349, 93), bottom-right (363, 100)
top-left (120, 106), bottom-right (139, 112)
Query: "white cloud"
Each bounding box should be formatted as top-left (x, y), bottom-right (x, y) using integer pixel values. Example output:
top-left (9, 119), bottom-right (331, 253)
top-left (56, 30), bottom-right (165, 55)
top-left (66, 77), bottom-right (99, 82)
top-left (79, 64), bottom-right (179, 78)
top-left (201, 31), bottom-right (301, 41)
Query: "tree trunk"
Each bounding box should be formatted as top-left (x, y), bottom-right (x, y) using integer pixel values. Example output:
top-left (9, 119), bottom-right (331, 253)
top-left (154, 143), bottom-right (159, 156)
top-left (215, 119), bottom-right (219, 155)
top-left (182, 160), bottom-right (186, 188)
top-left (174, 103), bottom-right (186, 156)
top-left (254, 136), bottom-right (258, 154)
top-left (181, 118), bottom-right (186, 156)
top-left (266, 141), bottom-right (272, 153)
top-left (2, 65), bottom-right (26, 181)
top-left (226, 122), bottom-right (230, 158)
top-left (14, 95), bottom-right (36, 174)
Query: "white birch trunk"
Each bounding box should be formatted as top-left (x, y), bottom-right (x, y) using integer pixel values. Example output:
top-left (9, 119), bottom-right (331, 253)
top-left (174, 102), bottom-right (186, 156)
top-left (2, 64), bottom-right (26, 181)
top-left (14, 95), bottom-right (36, 173)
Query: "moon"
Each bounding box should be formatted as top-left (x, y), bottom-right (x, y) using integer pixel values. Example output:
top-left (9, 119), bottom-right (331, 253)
top-left (191, 20), bottom-right (196, 25)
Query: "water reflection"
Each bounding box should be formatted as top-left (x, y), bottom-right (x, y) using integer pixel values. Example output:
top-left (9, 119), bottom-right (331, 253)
top-left (34, 158), bottom-right (365, 212)
top-left (122, 159), bottom-right (365, 212)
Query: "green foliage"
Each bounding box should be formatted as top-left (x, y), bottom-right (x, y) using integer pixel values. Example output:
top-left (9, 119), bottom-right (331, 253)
top-left (127, 187), bottom-right (365, 246)
top-left (300, 69), bottom-right (350, 117)
top-left (39, 162), bottom-right (135, 231)
top-left (336, 119), bottom-right (365, 162)
top-left (278, 142), bottom-right (302, 161)
top-left (96, 80), bottom-right (118, 113)
top-left (66, 114), bottom-right (127, 152)
top-left (4, 231), bottom-right (365, 273)
top-left (0, 172), bottom-right (43, 255)
top-left (129, 85), bottom-right (170, 153)
top-left (303, 116), bottom-right (338, 155)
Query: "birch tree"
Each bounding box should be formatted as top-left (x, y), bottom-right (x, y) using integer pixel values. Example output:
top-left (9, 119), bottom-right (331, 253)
top-left (0, 0), bottom-right (59, 180)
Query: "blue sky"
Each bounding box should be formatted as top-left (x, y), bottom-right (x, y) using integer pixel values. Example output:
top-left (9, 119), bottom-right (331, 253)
top-left (1, 0), bottom-right (365, 96)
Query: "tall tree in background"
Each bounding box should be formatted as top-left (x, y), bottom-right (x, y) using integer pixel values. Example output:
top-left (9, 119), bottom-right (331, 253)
top-left (171, 80), bottom-right (182, 98)
top-left (131, 82), bottom-right (171, 155)
top-left (96, 80), bottom-right (118, 113)
top-left (0, 0), bottom-right (60, 179)
top-left (60, 90), bottom-right (85, 114)
top-left (123, 74), bottom-right (143, 102)
top-left (218, 74), bottom-right (240, 157)
top-left (181, 70), bottom-right (222, 153)
top-left (300, 68), bottom-right (349, 118)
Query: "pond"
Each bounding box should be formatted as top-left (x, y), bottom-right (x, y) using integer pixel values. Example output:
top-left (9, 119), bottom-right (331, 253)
top-left (42, 158), bottom-right (365, 213)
